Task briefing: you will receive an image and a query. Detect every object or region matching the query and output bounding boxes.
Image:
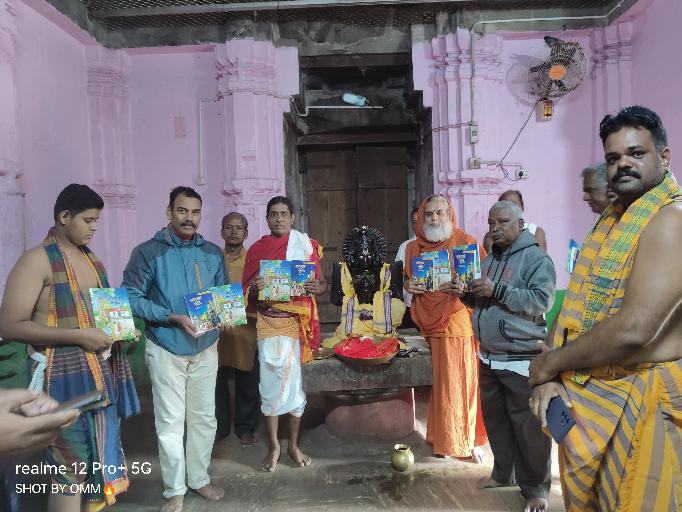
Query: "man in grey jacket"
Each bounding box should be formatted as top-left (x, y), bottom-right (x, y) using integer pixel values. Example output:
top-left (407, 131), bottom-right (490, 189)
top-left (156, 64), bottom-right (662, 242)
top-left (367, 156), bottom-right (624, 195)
top-left (458, 200), bottom-right (556, 512)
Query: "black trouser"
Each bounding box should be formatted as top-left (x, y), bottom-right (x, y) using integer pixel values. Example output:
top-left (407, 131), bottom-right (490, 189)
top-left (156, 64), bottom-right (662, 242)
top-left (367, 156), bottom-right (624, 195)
top-left (215, 352), bottom-right (260, 438)
top-left (479, 360), bottom-right (552, 499)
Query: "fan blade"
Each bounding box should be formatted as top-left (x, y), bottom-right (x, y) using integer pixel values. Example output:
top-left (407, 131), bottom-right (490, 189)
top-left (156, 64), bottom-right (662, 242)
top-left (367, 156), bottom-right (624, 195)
top-left (530, 62), bottom-right (551, 73)
top-left (544, 35), bottom-right (562, 48)
top-left (555, 80), bottom-right (567, 92)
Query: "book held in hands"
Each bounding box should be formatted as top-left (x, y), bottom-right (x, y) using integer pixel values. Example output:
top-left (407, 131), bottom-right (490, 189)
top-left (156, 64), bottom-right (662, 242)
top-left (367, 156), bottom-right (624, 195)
top-left (411, 257), bottom-right (434, 291)
top-left (452, 244), bottom-right (481, 289)
top-left (259, 260), bottom-right (293, 301)
top-left (184, 290), bottom-right (216, 335)
top-left (210, 284), bottom-right (247, 327)
top-left (259, 260), bottom-right (317, 301)
top-left (184, 284), bottom-right (248, 334)
top-left (421, 250), bottom-right (452, 289)
top-left (89, 287), bottom-right (137, 341)
top-left (291, 260), bottom-right (316, 297)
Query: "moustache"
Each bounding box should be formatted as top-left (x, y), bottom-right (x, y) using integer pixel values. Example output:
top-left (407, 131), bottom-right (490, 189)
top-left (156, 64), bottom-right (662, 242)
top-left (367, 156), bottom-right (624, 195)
top-left (612, 169), bottom-right (641, 184)
top-left (181, 222), bottom-right (196, 228)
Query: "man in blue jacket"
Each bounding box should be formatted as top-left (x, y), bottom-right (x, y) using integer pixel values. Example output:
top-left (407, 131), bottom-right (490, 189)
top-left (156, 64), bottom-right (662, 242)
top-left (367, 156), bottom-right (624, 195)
top-left (458, 200), bottom-right (556, 512)
top-left (123, 186), bottom-right (228, 512)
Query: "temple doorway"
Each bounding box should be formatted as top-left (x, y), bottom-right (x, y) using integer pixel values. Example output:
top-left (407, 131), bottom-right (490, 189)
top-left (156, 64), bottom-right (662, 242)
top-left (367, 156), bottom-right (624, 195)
top-left (303, 145), bottom-right (409, 324)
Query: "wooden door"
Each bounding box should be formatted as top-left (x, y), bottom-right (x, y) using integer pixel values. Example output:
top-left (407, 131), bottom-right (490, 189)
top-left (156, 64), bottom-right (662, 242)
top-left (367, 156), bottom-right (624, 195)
top-left (305, 150), bottom-right (356, 326)
top-left (304, 146), bottom-right (408, 326)
top-left (356, 146), bottom-right (408, 263)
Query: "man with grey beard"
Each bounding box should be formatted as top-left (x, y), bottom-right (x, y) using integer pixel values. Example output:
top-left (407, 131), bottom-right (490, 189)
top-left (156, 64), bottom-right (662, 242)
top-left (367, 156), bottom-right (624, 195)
top-left (403, 194), bottom-right (488, 462)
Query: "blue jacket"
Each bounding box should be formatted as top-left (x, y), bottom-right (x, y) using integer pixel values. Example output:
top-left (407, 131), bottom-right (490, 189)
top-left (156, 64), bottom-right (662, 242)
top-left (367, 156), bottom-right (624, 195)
top-left (122, 226), bottom-right (229, 356)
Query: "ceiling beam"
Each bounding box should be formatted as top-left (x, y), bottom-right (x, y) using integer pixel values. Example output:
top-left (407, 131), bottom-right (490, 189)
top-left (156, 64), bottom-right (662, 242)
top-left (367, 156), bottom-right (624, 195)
top-left (93, 0), bottom-right (471, 18)
top-left (300, 53), bottom-right (411, 69)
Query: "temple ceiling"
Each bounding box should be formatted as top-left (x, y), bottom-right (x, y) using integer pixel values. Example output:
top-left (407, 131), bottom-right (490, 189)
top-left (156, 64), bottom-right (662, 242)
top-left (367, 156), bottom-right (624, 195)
top-left (42, 0), bottom-right (637, 48)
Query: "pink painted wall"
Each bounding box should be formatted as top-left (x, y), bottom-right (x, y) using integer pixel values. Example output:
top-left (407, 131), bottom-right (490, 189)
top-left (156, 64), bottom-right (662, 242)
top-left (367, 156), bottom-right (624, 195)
top-left (630, 0), bottom-right (681, 154)
top-left (15, 0), bottom-right (93, 249)
top-left (129, 47), bottom-right (227, 256)
top-left (482, 33), bottom-right (599, 288)
top-left (0, 0), bottom-right (671, 297)
top-left (412, 30), bottom-right (599, 288)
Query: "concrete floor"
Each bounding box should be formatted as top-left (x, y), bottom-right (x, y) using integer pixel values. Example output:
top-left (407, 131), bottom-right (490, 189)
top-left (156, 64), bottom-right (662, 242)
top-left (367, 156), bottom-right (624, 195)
top-left (16, 385), bottom-right (566, 511)
top-left (109, 385), bottom-right (566, 512)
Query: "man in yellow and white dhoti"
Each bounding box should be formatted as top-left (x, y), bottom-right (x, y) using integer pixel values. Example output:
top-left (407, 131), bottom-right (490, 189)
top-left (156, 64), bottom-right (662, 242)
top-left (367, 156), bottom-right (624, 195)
top-left (529, 106), bottom-right (682, 512)
top-left (243, 196), bottom-right (326, 472)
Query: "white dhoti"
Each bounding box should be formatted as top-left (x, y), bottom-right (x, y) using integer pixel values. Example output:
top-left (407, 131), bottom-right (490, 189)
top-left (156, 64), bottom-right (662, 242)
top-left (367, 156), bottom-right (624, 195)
top-left (257, 335), bottom-right (306, 417)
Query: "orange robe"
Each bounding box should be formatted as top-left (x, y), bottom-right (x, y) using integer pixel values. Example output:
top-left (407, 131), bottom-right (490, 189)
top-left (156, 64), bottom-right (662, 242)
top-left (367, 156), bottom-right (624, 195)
top-left (405, 195), bottom-right (487, 457)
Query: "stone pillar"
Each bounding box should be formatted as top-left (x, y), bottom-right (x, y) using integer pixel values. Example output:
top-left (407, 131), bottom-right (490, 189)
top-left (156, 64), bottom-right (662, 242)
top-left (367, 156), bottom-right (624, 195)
top-left (415, 29), bottom-right (506, 242)
top-left (0, 1), bottom-right (23, 293)
top-left (85, 46), bottom-right (136, 285)
top-left (590, 21), bottom-right (633, 161)
top-left (216, 39), bottom-right (299, 243)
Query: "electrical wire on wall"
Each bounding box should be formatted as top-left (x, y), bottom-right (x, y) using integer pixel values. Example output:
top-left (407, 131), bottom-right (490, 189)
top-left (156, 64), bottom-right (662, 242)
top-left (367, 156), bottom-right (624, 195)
top-left (496, 100), bottom-right (540, 181)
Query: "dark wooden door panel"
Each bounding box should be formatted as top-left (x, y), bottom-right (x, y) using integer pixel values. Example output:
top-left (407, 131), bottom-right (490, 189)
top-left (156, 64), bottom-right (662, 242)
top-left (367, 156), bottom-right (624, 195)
top-left (305, 150), bottom-right (355, 191)
top-left (356, 146), bottom-right (408, 189)
top-left (303, 145), bottom-right (408, 326)
top-left (357, 188), bottom-right (408, 261)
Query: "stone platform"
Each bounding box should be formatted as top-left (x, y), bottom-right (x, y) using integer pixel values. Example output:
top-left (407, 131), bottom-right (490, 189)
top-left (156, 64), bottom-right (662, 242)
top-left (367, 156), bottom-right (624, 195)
top-left (302, 350), bottom-right (432, 393)
top-left (302, 339), bottom-right (432, 440)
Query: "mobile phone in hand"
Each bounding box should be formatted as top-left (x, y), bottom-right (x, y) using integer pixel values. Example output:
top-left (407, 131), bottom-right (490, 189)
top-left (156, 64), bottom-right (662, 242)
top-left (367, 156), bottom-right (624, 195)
top-left (546, 396), bottom-right (576, 443)
top-left (50, 390), bottom-right (104, 414)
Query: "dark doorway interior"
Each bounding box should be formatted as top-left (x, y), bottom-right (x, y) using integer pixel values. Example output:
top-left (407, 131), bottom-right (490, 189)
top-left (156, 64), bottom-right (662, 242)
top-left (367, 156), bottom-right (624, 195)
top-left (284, 52), bottom-right (433, 325)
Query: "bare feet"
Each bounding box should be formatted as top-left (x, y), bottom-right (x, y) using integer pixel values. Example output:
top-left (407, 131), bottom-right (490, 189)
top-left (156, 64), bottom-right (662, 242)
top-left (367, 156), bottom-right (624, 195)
top-left (192, 484), bottom-right (225, 501)
top-left (471, 446), bottom-right (488, 464)
top-left (161, 495), bottom-right (184, 512)
top-left (288, 445), bottom-right (312, 467)
top-left (476, 476), bottom-right (515, 489)
top-left (261, 444), bottom-right (281, 472)
top-left (524, 496), bottom-right (548, 512)
top-left (239, 432), bottom-right (257, 447)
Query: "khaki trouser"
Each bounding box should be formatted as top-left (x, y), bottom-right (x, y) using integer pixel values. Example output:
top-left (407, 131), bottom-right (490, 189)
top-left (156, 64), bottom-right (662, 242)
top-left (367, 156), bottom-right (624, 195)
top-left (145, 340), bottom-right (218, 499)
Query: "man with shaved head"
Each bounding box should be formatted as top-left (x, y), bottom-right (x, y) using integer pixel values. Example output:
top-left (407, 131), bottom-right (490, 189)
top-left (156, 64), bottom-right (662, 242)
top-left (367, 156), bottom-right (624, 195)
top-left (215, 212), bottom-right (259, 446)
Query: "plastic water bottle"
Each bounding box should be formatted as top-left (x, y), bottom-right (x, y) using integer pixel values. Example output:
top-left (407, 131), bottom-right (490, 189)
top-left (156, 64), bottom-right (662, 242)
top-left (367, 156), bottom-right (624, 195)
top-left (342, 93), bottom-right (368, 107)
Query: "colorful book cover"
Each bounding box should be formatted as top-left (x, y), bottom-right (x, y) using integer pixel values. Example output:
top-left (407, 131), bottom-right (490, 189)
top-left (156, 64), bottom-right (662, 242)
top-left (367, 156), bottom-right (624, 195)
top-left (411, 257), bottom-right (434, 292)
top-left (566, 239), bottom-right (580, 274)
top-left (453, 244), bottom-right (481, 279)
top-left (259, 260), bottom-right (292, 301)
top-left (210, 284), bottom-right (247, 327)
top-left (183, 290), bottom-right (216, 335)
top-left (89, 288), bottom-right (136, 341)
top-left (422, 250), bottom-right (452, 289)
top-left (452, 248), bottom-right (477, 288)
top-left (291, 260), bottom-right (316, 297)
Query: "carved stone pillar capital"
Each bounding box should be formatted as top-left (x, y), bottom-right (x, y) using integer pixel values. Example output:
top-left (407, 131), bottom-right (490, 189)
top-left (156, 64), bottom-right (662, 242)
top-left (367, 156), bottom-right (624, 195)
top-left (216, 41), bottom-right (277, 97)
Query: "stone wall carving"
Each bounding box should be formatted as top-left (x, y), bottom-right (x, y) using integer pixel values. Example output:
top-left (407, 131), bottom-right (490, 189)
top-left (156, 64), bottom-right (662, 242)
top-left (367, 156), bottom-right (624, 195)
top-left (414, 29), bottom-right (506, 240)
top-left (216, 39), bottom-right (298, 239)
top-left (85, 46), bottom-right (136, 285)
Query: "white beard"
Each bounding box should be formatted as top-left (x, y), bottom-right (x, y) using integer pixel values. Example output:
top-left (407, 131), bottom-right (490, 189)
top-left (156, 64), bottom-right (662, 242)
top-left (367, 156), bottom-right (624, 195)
top-left (423, 220), bottom-right (453, 242)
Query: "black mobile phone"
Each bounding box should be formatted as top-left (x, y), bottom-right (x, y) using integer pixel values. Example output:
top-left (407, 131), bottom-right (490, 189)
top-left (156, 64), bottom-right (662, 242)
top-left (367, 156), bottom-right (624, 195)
top-left (546, 396), bottom-right (576, 443)
top-left (50, 390), bottom-right (104, 414)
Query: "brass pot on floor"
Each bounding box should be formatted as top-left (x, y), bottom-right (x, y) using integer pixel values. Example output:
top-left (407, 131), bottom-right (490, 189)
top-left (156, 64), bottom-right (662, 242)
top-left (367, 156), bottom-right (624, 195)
top-left (391, 444), bottom-right (414, 472)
